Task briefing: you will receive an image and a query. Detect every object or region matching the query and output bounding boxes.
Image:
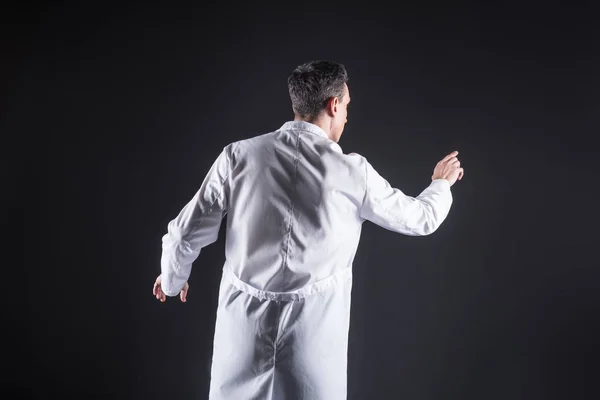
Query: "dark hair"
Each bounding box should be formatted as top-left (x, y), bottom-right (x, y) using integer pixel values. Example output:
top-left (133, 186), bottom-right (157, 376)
top-left (287, 60), bottom-right (348, 121)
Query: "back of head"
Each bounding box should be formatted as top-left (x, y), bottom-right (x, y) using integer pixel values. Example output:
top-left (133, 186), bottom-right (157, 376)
top-left (287, 60), bottom-right (348, 122)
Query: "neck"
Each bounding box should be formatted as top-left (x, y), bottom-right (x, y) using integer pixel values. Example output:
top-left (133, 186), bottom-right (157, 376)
top-left (293, 115), bottom-right (336, 141)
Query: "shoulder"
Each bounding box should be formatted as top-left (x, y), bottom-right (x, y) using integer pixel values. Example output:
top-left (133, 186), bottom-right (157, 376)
top-left (223, 130), bottom-right (279, 163)
top-left (229, 130), bottom-right (277, 149)
top-left (344, 151), bottom-right (369, 168)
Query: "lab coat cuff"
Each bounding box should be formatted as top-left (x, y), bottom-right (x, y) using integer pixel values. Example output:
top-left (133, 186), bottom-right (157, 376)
top-left (431, 178), bottom-right (451, 190)
top-left (160, 272), bottom-right (180, 297)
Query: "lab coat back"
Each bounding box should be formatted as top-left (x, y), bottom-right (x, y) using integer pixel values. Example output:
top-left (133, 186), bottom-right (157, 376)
top-left (224, 123), bottom-right (365, 293)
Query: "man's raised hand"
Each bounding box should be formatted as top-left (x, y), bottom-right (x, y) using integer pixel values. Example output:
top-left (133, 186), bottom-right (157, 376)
top-left (432, 151), bottom-right (464, 186)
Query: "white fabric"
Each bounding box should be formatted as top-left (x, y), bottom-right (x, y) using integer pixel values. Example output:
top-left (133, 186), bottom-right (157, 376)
top-left (160, 121), bottom-right (453, 399)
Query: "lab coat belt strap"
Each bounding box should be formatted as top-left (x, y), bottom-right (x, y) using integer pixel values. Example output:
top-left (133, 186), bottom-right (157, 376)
top-left (223, 267), bottom-right (352, 302)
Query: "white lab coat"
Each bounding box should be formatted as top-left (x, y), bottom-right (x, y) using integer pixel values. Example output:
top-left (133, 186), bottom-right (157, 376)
top-left (160, 121), bottom-right (453, 399)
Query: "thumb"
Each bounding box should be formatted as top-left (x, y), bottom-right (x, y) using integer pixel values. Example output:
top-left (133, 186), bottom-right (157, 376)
top-left (180, 285), bottom-right (188, 302)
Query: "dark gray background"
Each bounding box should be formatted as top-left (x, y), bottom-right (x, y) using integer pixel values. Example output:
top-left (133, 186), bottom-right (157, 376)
top-left (10, 1), bottom-right (599, 399)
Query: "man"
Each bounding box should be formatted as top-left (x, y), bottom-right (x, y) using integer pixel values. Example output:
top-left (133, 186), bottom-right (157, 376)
top-left (153, 60), bottom-right (464, 399)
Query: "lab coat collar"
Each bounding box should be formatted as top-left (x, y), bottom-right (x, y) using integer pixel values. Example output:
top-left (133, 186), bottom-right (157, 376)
top-left (279, 121), bottom-right (330, 140)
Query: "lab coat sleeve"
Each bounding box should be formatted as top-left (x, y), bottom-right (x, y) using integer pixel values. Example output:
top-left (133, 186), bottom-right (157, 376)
top-left (359, 158), bottom-right (453, 236)
top-left (160, 146), bottom-right (230, 296)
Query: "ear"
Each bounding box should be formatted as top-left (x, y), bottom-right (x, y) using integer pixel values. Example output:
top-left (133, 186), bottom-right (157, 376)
top-left (326, 96), bottom-right (339, 116)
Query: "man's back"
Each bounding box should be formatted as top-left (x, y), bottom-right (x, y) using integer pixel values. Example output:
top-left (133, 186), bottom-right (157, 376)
top-left (224, 121), bottom-right (366, 293)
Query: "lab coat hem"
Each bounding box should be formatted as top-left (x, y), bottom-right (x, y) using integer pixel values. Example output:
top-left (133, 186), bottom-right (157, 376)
top-left (223, 266), bottom-right (352, 302)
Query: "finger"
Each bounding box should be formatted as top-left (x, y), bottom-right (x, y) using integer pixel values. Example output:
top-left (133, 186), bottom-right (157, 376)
top-left (441, 151), bottom-right (459, 163)
top-left (182, 283), bottom-right (189, 302)
top-left (451, 159), bottom-right (460, 167)
top-left (160, 291), bottom-right (166, 302)
top-left (180, 289), bottom-right (187, 302)
top-left (153, 283), bottom-right (159, 296)
top-left (458, 168), bottom-right (464, 180)
top-left (439, 156), bottom-right (457, 167)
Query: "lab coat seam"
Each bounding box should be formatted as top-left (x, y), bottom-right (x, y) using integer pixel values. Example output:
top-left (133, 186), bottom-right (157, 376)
top-left (282, 132), bottom-right (301, 269)
top-left (172, 249), bottom-right (183, 272)
top-left (270, 302), bottom-right (282, 397)
top-left (359, 157), bottom-right (368, 218)
top-left (295, 128), bottom-right (328, 139)
top-left (275, 303), bottom-right (293, 345)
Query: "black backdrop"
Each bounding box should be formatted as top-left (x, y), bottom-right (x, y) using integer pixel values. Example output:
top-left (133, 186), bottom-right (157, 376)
top-left (10, 2), bottom-right (599, 399)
